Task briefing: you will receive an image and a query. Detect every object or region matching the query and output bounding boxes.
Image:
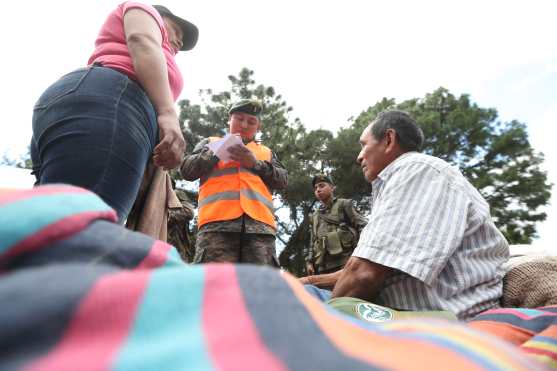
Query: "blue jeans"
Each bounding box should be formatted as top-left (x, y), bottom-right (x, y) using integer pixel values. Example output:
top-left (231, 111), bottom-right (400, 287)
top-left (31, 66), bottom-right (158, 222)
top-left (304, 285), bottom-right (333, 302)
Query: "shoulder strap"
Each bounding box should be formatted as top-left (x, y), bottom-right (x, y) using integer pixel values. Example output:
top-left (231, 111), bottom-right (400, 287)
top-left (312, 211), bottom-right (319, 236)
top-left (328, 199), bottom-right (343, 223)
top-left (339, 198), bottom-right (351, 222)
top-left (337, 199), bottom-right (360, 237)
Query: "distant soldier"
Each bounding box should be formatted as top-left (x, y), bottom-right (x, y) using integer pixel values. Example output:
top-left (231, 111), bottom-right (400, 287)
top-left (306, 174), bottom-right (367, 275)
top-left (167, 188), bottom-right (195, 262)
top-left (180, 99), bottom-right (288, 266)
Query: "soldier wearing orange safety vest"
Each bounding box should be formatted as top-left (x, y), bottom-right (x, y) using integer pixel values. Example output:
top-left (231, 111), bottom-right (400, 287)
top-left (180, 99), bottom-right (288, 266)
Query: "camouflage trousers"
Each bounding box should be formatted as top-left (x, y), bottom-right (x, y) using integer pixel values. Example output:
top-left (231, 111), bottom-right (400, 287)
top-left (194, 231), bottom-right (279, 267)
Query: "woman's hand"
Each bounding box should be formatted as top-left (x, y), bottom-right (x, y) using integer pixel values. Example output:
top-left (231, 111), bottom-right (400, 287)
top-left (153, 110), bottom-right (185, 169)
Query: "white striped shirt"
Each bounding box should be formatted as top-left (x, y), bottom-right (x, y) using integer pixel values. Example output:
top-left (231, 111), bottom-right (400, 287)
top-left (353, 152), bottom-right (509, 319)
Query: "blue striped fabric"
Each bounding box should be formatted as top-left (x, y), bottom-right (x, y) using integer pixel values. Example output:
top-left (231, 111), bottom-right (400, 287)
top-left (114, 266), bottom-right (214, 371)
top-left (0, 185), bottom-right (548, 371)
top-left (0, 191), bottom-right (114, 254)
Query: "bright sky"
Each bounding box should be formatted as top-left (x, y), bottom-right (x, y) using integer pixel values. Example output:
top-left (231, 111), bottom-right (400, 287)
top-left (1, 0), bottom-right (556, 246)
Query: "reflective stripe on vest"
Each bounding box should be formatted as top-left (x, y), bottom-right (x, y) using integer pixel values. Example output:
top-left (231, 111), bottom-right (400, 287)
top-left (198, 138), bottom-right (275, 228)
top-left (198, 189), bottom-right (274, 212)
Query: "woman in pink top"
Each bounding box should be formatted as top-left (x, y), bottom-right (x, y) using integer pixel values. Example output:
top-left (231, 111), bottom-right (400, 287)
top-left (30, 3), bottom-right (198, 222)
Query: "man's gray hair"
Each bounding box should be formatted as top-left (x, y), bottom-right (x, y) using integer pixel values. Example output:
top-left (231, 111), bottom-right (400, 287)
top-left (370, 110), bottom-right (424, 152)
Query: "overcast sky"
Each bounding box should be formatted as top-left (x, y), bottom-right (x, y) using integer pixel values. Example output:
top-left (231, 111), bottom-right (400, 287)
top-left (1, 0), bottom-right (555, 246)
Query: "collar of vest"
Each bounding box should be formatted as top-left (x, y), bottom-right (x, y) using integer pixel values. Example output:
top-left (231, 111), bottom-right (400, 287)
top-left (319, 197), bottom-right (338, 211)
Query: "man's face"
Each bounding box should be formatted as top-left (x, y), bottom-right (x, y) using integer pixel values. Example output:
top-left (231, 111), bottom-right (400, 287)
top-left (314, 181), bottom-right (334, 202)
top-left (357, 124), bottom-right (390, 182)
top-left (228, 112), bottom-right (260, 141)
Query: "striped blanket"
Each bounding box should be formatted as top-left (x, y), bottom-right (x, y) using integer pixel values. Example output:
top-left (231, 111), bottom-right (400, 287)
top-left (469, 307), bottom-right (557, 369)
top-left (0, 185), bottom-right (550, 370)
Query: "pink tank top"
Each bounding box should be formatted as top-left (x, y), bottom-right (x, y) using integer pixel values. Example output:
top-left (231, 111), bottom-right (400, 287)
top-left (88, 2), bottom-right (183, 101)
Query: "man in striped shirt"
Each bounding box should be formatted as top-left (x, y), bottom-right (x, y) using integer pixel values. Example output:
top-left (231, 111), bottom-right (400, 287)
top-left (331, 110), bottom-right (509, 319)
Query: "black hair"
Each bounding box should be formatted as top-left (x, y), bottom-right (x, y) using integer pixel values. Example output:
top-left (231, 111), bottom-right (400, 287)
top-left (370, 110), bottom-right (424, 152)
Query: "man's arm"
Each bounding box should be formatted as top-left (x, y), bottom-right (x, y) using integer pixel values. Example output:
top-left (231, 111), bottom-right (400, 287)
top-left (331, 257), bottom-right (392, 302)
top-left (252, 151), bottom-right (288, 190)
top-left (300, 269), bottom-right (343, 289)
top-left (180, 139), bottom-right (219, 181)
top-left (344, 200), bottom-right (368, 234)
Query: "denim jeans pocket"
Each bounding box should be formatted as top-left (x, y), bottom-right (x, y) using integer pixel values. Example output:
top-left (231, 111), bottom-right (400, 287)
top-left (33, 68), bottom-right (91, 110)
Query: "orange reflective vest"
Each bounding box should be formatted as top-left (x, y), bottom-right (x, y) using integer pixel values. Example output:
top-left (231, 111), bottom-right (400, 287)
top-left (198, 137), bottom-right (276, 229)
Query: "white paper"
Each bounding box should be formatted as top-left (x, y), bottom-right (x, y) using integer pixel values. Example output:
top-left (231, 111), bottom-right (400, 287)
top-left (205, 134), bottom-right (245, 163)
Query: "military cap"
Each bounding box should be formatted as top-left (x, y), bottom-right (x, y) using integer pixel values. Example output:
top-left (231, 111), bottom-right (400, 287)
top-left (312, 174), bottom-right (334, 188)
top-left (228, 99), bottom-right (263, 118)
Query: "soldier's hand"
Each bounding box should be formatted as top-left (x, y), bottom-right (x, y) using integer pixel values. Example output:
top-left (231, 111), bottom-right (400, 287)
top-left (299, 276), bottom-right (314, 285)
top-left (306, 263), bottom-right (315, 276)
top-left (228, 144), bottom-right (257, 168)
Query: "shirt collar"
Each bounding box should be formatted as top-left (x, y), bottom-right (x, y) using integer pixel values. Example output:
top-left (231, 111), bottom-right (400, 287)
top-left (371, 151), bottom-right (418, 188)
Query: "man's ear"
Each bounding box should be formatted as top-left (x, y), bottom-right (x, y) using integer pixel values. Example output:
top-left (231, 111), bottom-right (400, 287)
top-left (384, 129), bottom-right (398, 153)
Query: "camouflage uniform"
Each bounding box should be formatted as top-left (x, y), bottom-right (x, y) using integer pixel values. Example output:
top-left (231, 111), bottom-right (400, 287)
top-left (181, 100), bottom-right (288, 266)
top-left (307, 197), bottom-right (367, 274)
top-left (167, 189), bottom-right (195, 262)
top-left (194, 228), bottom-right (277, 265)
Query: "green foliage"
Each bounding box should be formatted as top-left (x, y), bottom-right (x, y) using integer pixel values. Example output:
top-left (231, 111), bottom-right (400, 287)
top-left (177, 69), bottom-right (334, 275)
top-left (1, 148), bottom-right (33, 170)
top-left (399, 88), bottom-right (550, 243)
top-left (327, 98), bottom-right (397, 209)
top-left (178, 72), bottom-right (552, 275)
top-left (334, 88), bottom-right (551, 243)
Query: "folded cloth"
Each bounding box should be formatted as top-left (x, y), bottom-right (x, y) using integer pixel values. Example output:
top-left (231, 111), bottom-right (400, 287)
top-left (469, 306), bottom-right (557, 369)
top-left (125, 161), bottom-right (182, 241)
